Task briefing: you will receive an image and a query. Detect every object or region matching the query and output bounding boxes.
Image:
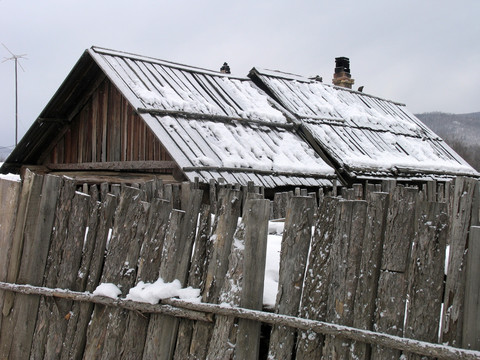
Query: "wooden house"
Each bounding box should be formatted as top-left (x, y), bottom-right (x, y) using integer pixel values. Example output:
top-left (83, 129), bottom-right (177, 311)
top-left (0, 47), bottom-right (336, 191)
top-left (1, 47), bottom-right (477, 189)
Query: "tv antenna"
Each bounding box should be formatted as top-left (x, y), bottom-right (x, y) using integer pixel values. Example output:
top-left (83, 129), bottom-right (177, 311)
top-left (2, 43), bottom-right (28, 146)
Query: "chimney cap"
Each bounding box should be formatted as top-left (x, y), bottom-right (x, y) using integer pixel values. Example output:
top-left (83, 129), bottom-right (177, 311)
top-left (335, 57), bottom-right (350, 74)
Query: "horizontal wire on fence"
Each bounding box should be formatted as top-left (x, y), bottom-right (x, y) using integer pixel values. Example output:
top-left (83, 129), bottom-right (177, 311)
top-left (1, 281), bottom-right (479, 360)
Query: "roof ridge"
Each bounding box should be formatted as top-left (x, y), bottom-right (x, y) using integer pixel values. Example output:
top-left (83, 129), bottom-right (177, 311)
top-left (250, 67), bottom-right (405, 106)
top-left (90, 46), bottom-right (248, 80)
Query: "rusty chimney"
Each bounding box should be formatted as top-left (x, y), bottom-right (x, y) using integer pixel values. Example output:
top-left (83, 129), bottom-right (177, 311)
top-left (332, 57), bottom-right (354, 89)
top-left (220, 62), bottom-right (231, 74)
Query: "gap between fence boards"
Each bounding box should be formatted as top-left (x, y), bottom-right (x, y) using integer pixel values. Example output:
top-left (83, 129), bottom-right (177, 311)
top-left (0, 282), bottom-right (479, 360)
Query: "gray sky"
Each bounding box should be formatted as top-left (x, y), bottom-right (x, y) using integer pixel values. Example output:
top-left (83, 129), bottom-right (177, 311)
top-left (1, 0), bottom-right (479, 148)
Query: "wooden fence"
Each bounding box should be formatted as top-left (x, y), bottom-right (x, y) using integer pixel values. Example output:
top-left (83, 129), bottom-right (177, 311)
top-left (0, 170), bottom-right (479, 360)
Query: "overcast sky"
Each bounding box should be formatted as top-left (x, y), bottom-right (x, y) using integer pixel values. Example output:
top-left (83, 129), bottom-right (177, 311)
top-left (1, 0), bottom-right (479, 148)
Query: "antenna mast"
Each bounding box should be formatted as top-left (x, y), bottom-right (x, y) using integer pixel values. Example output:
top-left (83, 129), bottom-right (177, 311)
top-left (2, 43), bottom-right (27, 146)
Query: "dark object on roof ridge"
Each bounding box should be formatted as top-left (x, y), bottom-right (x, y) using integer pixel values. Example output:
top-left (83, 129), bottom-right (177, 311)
top-left (220, 62), bottom-right (231, 74)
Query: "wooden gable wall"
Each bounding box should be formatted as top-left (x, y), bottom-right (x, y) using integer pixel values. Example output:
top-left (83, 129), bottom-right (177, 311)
top-left (46, 78), bottom-right (172, 167)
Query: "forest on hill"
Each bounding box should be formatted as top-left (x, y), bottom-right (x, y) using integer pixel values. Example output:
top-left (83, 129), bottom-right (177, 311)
top-left (416, 112), bottom-right (480, 171)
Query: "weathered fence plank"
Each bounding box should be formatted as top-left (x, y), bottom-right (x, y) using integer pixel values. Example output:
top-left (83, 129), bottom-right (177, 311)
top-left (442, 177), bottom-right (477, 347)
top-left (322, 199), bottom-right (368, 358)
top-left (205, 210), bottom-right (247, 360)
top-left (41, 190), bottom-right (91, 360)
top-left (234, 199), bottom-right (271, 360)
top-left (65, 193), bottom-right (117, 360)
top-left (0, 173), bottom-right (61, 360)
top-left (174, 204), bottom-right (212, 360)
top-left (83, 186), bottom-right (147, 359)
top-left (462, 226), bottom-right (480, 350)
top-left (142, 209), bottom-right (186, 360)
top-left (351, 191), bottom-right (389, 359)
top-left (267, 196), bottom-right (315, 360)
top-left (0, 178), bottom-right (21, 331)
top-left (296, 197), bottom-right (339, 360)
top-left (142, 187), bottom-right (203, 360)
top-left (188, 188), bottom-right (242, 359)
top-left (403, 201), bottom-right (449, 360)
top-left (272, 191), bottom-right (292, 219)
top-left (371, 187), bottom-right (417, 359)
top-left (120, 198), bottom-right (173, 360)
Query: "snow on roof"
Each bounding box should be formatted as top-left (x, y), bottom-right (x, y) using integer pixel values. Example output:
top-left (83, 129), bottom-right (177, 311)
top-left (90, 47), bottom-right (287, 124)
top-left (89, 47), bottom-right (336, 187)
top-left (251, 68), bottom-right (478, 178)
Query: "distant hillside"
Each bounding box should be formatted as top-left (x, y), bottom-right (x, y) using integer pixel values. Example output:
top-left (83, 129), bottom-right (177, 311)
top-left (416, 112), bottom-right (480, 171)
top-left (0, 146), bottom-right (13, 162)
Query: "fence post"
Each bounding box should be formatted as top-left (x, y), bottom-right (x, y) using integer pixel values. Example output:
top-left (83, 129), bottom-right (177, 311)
top-left (462, 226), bottom-right (480, 350)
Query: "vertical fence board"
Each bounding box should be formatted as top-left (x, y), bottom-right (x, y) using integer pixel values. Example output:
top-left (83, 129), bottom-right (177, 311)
top-left (0, 179), bottom-right (21, 331)
top-left (30, 178), bottom-right (77, 359)
top-left (371, 187), bottom-right (417, 359)
top-left (1, 174), bottom-right (62, 360)
top-left (267, 196), bottom-right (315, 360)
top-left (43, 191), bottom-right (91, 360)
top-left (351, 191), bottom-right (389, 359)
top-left (142, 209), bottom-right (186, 360)
top-left (174, 204), bottom-right (212, 360)
top-left (462, 226), bottom-right (480, 350)
top-left (83, 186), bottom-right (146, 359)
top-left (322, 200), bottom-right (367, 358)
top-left (189, 188), bottom-right (241, 359)
top-left (205, 210), bottom-right (247, 360)
top-left (65, 193), bottom-right (118, 360)
top-left (234, 199), bottom-right (270, 360)
top-left (442, 177), bottom-right (477, 347)
top-left (404, 201), bottom-right (448, 359)
top-left (142, 188), bottom-right (203, 360)
top-left (296, 197), bottom-right (338, 360)
top-left (120, 198), bottom-right (173, 360)
top-left (60, 195), bottom-right (101, 360)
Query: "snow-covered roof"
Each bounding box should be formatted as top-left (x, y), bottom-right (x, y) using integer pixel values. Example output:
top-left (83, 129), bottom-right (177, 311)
top-left (250, 68), bottom-right (478, 180)
top-left (88, 47), bottom-right (335, 187)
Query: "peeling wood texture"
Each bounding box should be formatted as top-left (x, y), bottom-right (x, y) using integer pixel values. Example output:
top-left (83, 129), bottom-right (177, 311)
top-left (371, 187), bottom-right (417, 360)
top-left (0, 178), bottom-right (21, 331)
top-left (1, 178), bottom-right (480, 360)
top-left (351, 191), bottom-right (389, 360)
top-left (296, 197), bottom-right (339, 360)
top-left (83, 186), bottom-right (147, 359)
top-left (267, 196), bottom-right (315, 360)
top-left (234, 199), bottom-right (270, 360)
top-left (322, 199), bottom-right (368, 359)
top-left (403, 201), bottom-right (449, 360)
top-left (462, 226), bottom-right (480, 350)
top-left (442, 177), bottom-right (477, 347)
